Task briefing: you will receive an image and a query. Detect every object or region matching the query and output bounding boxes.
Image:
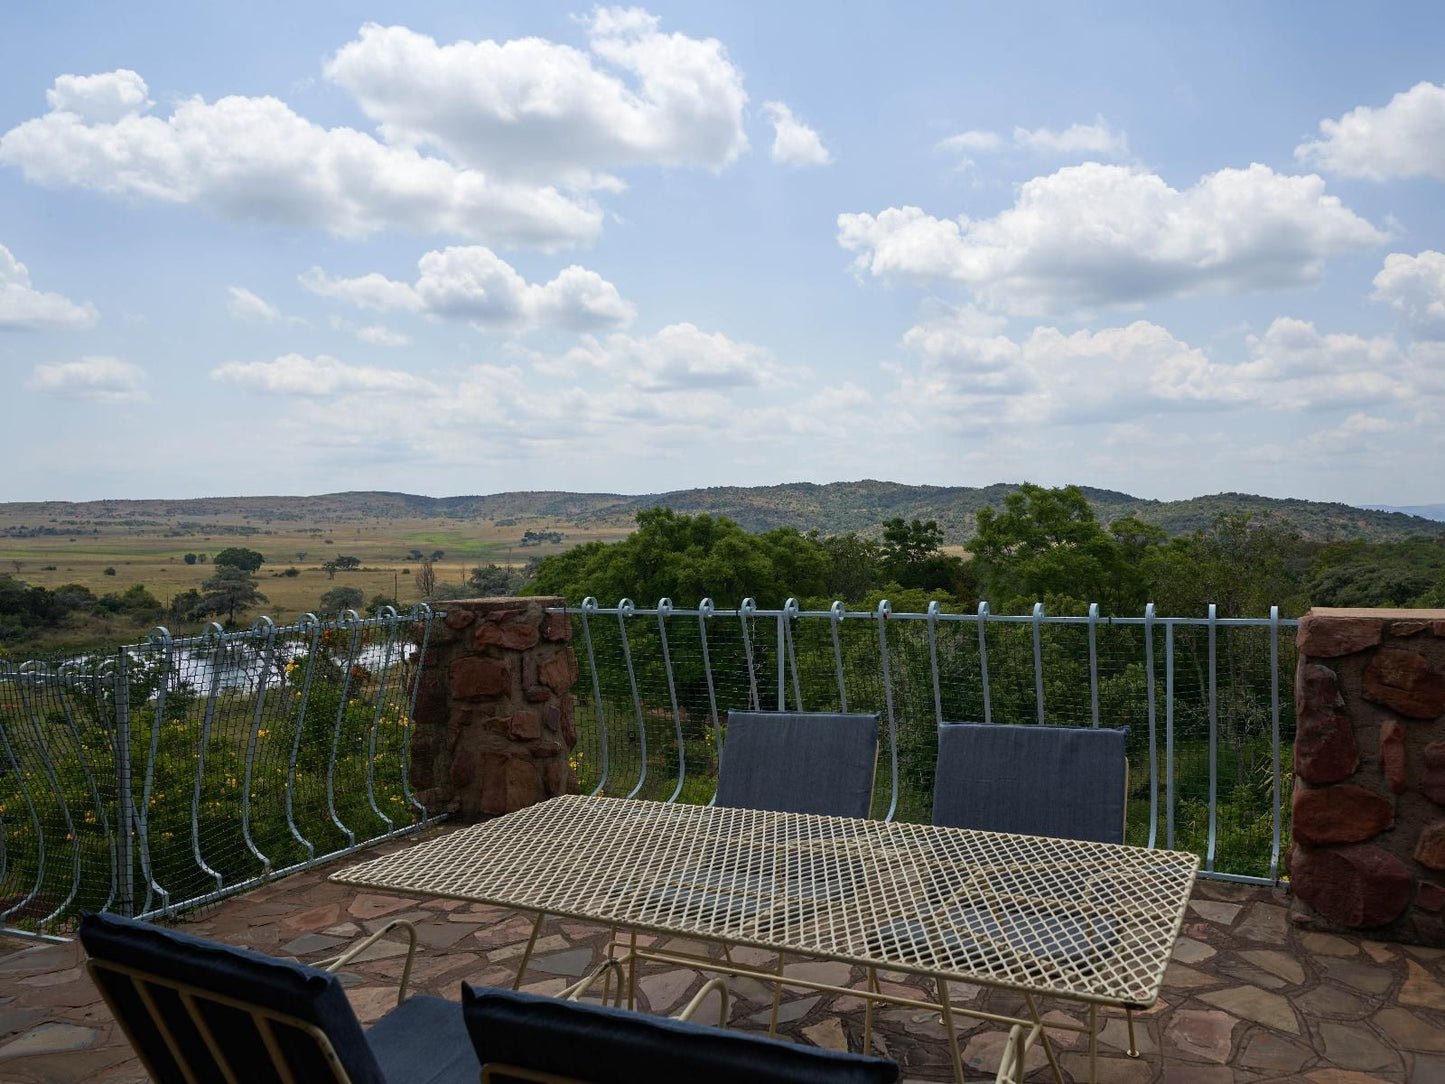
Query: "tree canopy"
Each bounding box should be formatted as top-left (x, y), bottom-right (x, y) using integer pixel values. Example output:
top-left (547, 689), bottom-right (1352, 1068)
top-left (212, 547), bottom-right (265, 572)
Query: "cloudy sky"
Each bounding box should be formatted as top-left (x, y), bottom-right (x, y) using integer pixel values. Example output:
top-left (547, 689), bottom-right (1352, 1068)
top-left (2, 3), bottom-right (1444, 505)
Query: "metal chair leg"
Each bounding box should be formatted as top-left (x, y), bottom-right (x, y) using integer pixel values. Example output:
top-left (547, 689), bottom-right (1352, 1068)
top-left (1125, 1007), bottom-right (1139, 1057)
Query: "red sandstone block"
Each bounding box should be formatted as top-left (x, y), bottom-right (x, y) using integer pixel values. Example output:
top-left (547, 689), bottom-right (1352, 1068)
top-left (1297, 616), bottom-right (1384, 658)
top-left (449, 657), bottom-right (511, 699)
top-left (1291, 785), bottom-right (1394, 846)
top-left (538, 648), bottom-right (578, 692)
top-left (444, 609), bottom-right (476, 630)
top-left (1363, 649), bottom-right (1445, 719)
top-left (473, 622), bottom-right (540, 651)
top-left (1392, 620), bottom-right (1429, 637)
top-left (1424, 742), bottom-right (1445, 806)
top-left (1418, 882), bottom-right (1445, 913)
top-left (525, 686), bottom-right (552, 703)
top-left (1381, 720), bottom-right (1408, 794)
top-left (506, 710), bottom-right (541, 741)
top-left (1294, 664), bottom-right (1359, 783)
top-left (1290, 843), bottom-right (1413, 928)
top-left (1418, 822), bottom-right (1445, 871)
top-left (542, 612), bottom-right (572, 642)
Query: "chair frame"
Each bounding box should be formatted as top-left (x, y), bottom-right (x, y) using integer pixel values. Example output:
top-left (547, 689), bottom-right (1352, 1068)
top-left (83, 918), bottom-right (419, 1084)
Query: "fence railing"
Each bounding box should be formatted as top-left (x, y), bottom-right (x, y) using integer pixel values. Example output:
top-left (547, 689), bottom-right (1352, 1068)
top-left (558, 598), bottom-right (1297, 887)
top-left (0, 605), bottom-right (441, 941)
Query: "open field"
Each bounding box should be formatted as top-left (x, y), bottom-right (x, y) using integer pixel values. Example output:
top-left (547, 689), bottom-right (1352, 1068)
top-left (0, 509), bottom-right (631, 648)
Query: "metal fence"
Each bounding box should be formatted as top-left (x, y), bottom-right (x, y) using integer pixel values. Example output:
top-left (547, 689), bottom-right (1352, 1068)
top-left (560, 598), bottom-right (1297, 887)
top-left (0, 605), bottom-right (441, 941)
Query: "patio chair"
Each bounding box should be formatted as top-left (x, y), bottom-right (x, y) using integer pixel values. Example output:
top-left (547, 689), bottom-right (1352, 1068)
top-left (462, 981), bottom-right (901, 1083)
top-left (930, 721), bottom-right (1129, 843)
top-left (78, 911), bottom-right (478, 1084)
top-left (867, 722), bottom-right (1136, 1073)
top-left (713, 710), bottom-right (882, 818)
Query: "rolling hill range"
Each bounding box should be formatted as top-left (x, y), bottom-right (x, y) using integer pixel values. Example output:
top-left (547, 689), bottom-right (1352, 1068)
top-left (2, 482), bottom-right (1440, 544)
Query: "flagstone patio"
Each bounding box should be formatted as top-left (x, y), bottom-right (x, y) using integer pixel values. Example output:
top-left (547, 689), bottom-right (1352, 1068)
top-left (2, 828), bottom-right (1443, 1083)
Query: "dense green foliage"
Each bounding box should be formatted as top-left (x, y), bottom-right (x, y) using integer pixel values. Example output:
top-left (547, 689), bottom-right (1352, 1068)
top-left (526, 486), bottom-right (1444, 616)
top-left (0, 577), bottom-right (163, 644)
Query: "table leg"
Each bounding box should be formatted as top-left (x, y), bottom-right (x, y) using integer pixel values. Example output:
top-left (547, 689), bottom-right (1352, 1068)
top-left (511, 911), bottom-right (546, 992)
top-left (937, 978), bottom-right (965, 1084)
top-left (1087, 1004), bottom-right (1098, 1083)
top-left (768, 952), bottom-right (785, 1038)
top-left (627, 927), bottom-right (638, 1011)
top-left (863, 967), bottom-right (878, 1056)
top-left (1125, 1008), bottom-right (1139, 1057)
top-left (1023, 992), bottom-right (1064, 1084)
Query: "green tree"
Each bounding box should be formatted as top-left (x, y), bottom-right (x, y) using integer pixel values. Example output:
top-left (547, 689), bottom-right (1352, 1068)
top-left (189, 566), bottom-right (267, 625)
top-left (971, 484), bottom-right (1157, 612)
top-left (213, 547), bottom-right (265, 572)
top-left (879, 517), bottom-right (972, 596)
top-left (1145, 512), bottom-right (1307, 617)
top-left (319, 586), bottom-right (366, 614)
top-left (469, 563), bottom-right (524, 596)
top-left (182, 552), bottom-right (197, 565)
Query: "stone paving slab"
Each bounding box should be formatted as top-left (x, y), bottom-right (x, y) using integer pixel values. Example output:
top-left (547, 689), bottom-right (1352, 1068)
top-left (1, 831), bottom-right (1443, 1081)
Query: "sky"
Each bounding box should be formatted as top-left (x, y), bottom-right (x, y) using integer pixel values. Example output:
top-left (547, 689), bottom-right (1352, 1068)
top-left (2, 2), bottom-right (1444, 506)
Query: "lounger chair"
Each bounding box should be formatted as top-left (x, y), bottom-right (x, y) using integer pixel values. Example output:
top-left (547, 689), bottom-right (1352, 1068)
top-left (462, 982), bottom-right (900, 1083)
top-left (78, 911), bottom-right (477, 1084)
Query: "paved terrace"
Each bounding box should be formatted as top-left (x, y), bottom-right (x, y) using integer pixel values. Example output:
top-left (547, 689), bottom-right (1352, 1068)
top-left (2, 829), bottom-right (1443, 1083)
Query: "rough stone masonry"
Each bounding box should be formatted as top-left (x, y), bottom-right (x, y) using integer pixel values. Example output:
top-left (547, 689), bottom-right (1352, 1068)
top-left (406, 596), bottom-right (580, 819)
top-left (1290, 607), bottom-right (1445, 944)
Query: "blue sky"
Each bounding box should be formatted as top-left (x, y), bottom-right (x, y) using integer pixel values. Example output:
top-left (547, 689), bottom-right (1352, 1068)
top-left (2, 2), bottom-right (1444, 505)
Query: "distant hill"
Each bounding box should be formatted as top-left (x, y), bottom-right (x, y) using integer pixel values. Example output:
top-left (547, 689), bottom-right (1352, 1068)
top-left (1365, 503), bottom-right (1445, 523)
top-left (3, 482), bottom-right (1440, 544)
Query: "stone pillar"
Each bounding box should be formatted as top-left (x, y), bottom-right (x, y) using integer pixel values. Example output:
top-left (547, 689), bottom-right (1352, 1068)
top-left (1290, 607), bottom-right (1445, 944)
top-left (408, 596), bottom-right (579, 820)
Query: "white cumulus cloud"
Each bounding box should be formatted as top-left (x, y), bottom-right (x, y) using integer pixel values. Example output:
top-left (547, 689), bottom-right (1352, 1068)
top-left (763, 102), bottom-right (830, 167)
top-left (541, 322), bottom-right (781, 390)
top-left (301, 246), bottom-right (634, 333)
top-left (1296, 80), bottom-right (1445, 180)
top-left (45, 70), bottom-right (151, 123)
top-left (226, 286), bottom-right (280, 323)
top-left (1372, 251), bottom-right (1445, 338)
top-left (28, 356), bottom-right (145, 400)
top-left (0, 243), bottom-right (98, 329)
top-left (211, 353), bottom-right (434, 396)
top-left (838, 163), bottom-right (1386, 315)
top-left (355, 324), bottom-right (411, 347)
top-left (938, 117), bottom-right (1127, 160)
top-left (0, 71), bottom-right (602, 249)
top-left (322, 11), bottom-right (749, 188)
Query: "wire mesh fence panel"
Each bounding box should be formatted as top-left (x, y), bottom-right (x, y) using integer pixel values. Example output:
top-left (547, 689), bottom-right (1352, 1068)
top-left (0, 607), bottom-right (441, 938)
top-left (560, 602), bottom-right (1298, 884)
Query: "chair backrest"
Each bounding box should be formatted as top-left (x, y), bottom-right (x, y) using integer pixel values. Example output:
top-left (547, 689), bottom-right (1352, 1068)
top-left (931, 722), bottom-right (1129, 844)
top-left (461, 984), bottom-right (899, 1084)
top-left (714, 711), bottom-right (880, 818)
top-left (78, 911), bottom-right (386, 1084)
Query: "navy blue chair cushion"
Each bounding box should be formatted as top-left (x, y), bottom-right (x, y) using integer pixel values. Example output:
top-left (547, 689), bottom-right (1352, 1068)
top-left (461, 984), bottom-right (899, 1084)
top-left (79, 911), bottom-right (386, 1084)
top-left (931, 723), bottom-right (1129, 844)
top-left (714, 711), bottom-right (879, 818)
top-left (366, 993), bottom-right (479, 1084)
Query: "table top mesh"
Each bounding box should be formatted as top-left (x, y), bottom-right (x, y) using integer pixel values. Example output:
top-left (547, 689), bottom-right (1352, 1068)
top-left (331, 795), bottom-right (1199, 1006)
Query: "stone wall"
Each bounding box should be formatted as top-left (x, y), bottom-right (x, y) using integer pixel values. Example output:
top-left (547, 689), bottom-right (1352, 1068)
top-left (1290, 607), bottom-right (1445, 944)
top-left (407, 596), bottom-right (579, 819)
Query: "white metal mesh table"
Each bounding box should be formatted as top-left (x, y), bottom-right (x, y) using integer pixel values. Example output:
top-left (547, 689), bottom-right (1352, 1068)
top-left (332, 795), bottom-right (1199, 1082)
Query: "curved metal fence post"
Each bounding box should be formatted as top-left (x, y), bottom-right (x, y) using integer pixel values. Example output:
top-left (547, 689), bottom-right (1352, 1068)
top-left (655, 599), bottom-right (686, 804)
top-left (1143, 604), bottom-right (1158, 850)
top-left (697, 599), bottom-right (720, 805)
top-left (240, 618), bottom-right (276, 877)
top-left (578, 599), bottom-right (609, 798)
top-left (1207, 603), bottom-right (1219, 873)
top-left (0, 707), bottom-right (44, 924)
top-left (56, 662), bottom-right (117, 914)
top-left (363, 608), bottom-right (400, 833)
top-left (1269, 605), bottom-right (1282, 883)
top-left (1031, 602), bottom-right (1046, 726)
top-left (829, 601), bottom-right (848, 712)
top-left (284, 614), bottom-right (321, 857)
top-left (617, 600), bottom-right (648, 800)
top-left (876, 600), bottom-right (899, 822)
top-left (738, 599), bottom-right (760, 711)
top-left (134, 634), bottom-right (169, 915)
top-left (15, 671), bottom-right (80, 930)
top-left (1165, 621), bottom-right (1176, 851)
top-left (926, 600), bottom-right (943, 729)
top-left (783, 598), bottom-right (803, 711)
top-left (325, 611), bottom-right (363, 846)
top-left (401, 604), bottom-right (434, 818)
top-left (1087, 603), bottom-right (1101, 728)
top-left (976, 602), bottom-right (992, 726)
top-left (190, 624), bottom-right (227, 891)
